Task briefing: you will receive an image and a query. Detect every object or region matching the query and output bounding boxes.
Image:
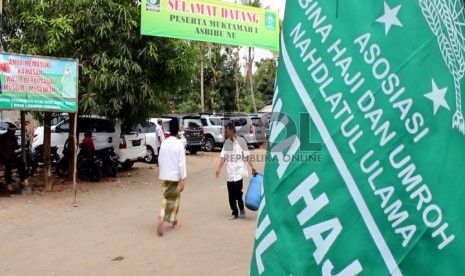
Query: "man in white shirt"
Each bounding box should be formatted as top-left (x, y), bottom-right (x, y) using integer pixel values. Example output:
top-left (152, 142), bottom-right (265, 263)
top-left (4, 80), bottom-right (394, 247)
top-left (155, 119), bottom-right (165, 165)
top-left (157, 118), bottom-right (186, 236)
top-left (216, 123), bottom-right (256, 220)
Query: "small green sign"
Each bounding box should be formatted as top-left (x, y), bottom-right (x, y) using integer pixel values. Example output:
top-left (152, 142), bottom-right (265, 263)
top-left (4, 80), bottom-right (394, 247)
top-left (265, 12), bottom-right (276, 30)
top-left (0, 53), bottom-right (78, 112)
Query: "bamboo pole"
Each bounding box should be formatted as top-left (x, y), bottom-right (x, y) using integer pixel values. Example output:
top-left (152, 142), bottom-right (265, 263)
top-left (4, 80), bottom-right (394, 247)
top-left (43, 112), bottom-right (52, 192)
top-left (71, 113), bottom-right (78, 206)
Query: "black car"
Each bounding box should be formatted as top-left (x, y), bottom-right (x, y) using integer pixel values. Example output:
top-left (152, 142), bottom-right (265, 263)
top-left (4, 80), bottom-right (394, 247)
top-left (162, 115), bottom-right (204, 155)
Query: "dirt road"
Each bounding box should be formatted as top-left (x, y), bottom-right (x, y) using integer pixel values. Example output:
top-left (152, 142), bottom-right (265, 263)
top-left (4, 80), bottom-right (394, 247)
top-left (0, 150), bottom-right (266, 275)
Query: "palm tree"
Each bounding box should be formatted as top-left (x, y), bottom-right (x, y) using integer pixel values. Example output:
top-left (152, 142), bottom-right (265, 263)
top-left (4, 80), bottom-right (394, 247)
top-left (241, 0), bottom-right (268, 113)
top-left (226, 45), bottom-right (242, 111)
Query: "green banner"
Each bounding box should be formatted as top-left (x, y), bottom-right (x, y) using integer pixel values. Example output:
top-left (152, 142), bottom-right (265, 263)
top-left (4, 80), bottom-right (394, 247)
top-left (0, 53), bottom-right (78, 112)
top-left (140, 0), bottom-right (279, 51)
top-left (251, 0), bottom-right (465, 275)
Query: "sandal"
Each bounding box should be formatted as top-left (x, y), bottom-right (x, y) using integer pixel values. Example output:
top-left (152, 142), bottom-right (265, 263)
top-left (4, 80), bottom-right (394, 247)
top-left (172, 221), bottom-right (181, 229)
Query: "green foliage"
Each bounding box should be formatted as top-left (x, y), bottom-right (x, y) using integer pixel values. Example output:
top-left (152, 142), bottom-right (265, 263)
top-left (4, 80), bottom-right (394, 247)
top-left (241, 0), bottom-right (267, 9)
top-left (3, 0), bottom-right (197, 125)
top-left (254, 57), bottom-right (277, 103)
top-left (3, 0), bottom-right (276, 118)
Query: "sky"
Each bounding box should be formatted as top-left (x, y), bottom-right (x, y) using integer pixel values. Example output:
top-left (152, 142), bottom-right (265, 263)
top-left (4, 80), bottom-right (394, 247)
top-left (254, 0), bottom-right (286, 61)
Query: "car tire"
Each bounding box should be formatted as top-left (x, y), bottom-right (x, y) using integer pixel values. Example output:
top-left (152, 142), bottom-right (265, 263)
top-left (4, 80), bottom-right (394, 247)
top-left (188, 147), bottom-right (199, 155)
top-left (106, 165), bottom-right (117, 178)
top-left (120, 161), bottom-right (134, 170)
top-left (56, 166), bottom-right (68, 177)
top-left (89, 167), bottom-right (102, 182)
top-left (204, 138), bottom-right (215, 152)
top-left (145, 146), bottom-right (156, 163)
top-left (56, 161), bottom-right (69, 177)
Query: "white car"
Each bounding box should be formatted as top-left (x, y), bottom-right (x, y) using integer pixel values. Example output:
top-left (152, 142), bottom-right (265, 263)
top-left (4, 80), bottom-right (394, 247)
top-left (32, 113), bottom-right (69, 150)
top-left (33, 116), bottom-right (147, 170)
top-left (118, 123), bottom-right (147, 169)
top-left (144, 118), bottom-right (187, 163)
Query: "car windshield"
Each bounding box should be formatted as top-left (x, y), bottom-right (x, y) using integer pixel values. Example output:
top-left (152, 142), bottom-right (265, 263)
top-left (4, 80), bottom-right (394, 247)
top-left (142, 122), bottom-right (156, 133)
top-left (162, 121), bottom-right (171, 133)
top-left (183, 118), bottom-right (202, 128)
top-left (51, 114), bottom-right (69, 126)
top-left (122, 124), bottom-right (144, 134)
top-left (209, 118), bottom-right (222, 126)
top-left (251, 118), bottom-right (264, 126)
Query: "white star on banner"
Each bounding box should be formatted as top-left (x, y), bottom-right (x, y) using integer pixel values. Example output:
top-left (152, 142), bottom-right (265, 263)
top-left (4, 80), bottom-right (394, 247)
top-left (376, 2), bottom-right (403, 35)
top-left (424, 79), bottom-right (450, 115)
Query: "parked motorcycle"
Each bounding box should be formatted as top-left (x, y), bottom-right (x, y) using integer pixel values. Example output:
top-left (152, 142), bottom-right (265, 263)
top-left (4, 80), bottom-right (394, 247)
top-left (95, 147), bottom-right (119, 177)
top-left (33, 145), bottom-right (60, 167)
top-left (14, 147), bottom-right (37, 177)
top-left (56, 142), bottom-right (103, 182)
top-left (14, 136), bottom-right (37, 177)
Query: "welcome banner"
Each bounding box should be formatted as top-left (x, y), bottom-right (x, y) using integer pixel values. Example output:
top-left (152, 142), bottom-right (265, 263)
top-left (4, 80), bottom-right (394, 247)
top-left (0, 53), bottom-right (78, 112)
top-left (140, 0), bottom-right (279, 51)
top-left (251, 0), bottom-right (465, 275)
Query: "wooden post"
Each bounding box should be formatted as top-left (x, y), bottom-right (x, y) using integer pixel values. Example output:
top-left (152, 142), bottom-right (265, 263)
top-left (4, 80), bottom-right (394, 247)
top-left (43, 112), bottom-right (52, 191)
top-left (67, 112), bottom-right (77, 182)
top-left (20, 111), bottom-right (26, 163)
top-left (70, 113), bottom-right (78, 205)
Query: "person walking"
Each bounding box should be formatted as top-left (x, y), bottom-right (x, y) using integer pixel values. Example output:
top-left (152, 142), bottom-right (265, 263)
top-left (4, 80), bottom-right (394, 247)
top-left (216, 123), bottom-right (256, 220)
top-left (155, 119), bottom-right (165, 165)
top-left (157, 119), bottom-right (186, 236)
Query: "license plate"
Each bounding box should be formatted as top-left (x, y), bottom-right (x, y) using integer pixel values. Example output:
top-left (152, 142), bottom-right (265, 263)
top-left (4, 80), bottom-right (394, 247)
top-left (132, 140), bottom-right (141, 147)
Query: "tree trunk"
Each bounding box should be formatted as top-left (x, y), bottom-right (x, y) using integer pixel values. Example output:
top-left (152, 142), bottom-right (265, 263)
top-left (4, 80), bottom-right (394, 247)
top-left (210, 71), bottom-right (217, 112)
top-left (44, 112), bottom-right (52, 192)
top-left (235, 71), bottom-right (240, 112)
top-left (249, 72), bottom-right (257, 113)
top-left (208, 45), bottom-right (219, 112)
top-left (210, 86), bottom-right (216, 112)
top-left (234, 48), bottom-right (241, 112)
top-left (200, 59), bottom-right (205, 112)
top-left (248, 47), bottom-right (257, 113)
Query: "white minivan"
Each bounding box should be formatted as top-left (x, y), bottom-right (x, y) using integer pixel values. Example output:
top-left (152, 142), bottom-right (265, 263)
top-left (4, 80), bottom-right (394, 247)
top-left (33, 116), bottom-right (147, 170)
top-left (144, 118), bottom-right (187, 163)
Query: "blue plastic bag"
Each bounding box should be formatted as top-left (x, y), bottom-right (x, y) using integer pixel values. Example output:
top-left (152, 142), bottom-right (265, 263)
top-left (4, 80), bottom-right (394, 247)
top-left (245, 173), bottom-right (263, 211)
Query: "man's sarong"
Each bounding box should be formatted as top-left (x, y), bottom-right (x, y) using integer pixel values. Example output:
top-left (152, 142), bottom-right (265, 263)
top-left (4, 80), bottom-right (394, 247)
top-left (159, 180), bottom-right (181, 222)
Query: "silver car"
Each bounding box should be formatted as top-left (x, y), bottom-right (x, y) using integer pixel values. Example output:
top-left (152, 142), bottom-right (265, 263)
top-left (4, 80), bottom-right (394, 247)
top-left (199, 114), bottom-right (225, 152)
top-left (222, 114), bottom-right (266, 149)
top-left (248, 115), bottom-right (267, 148)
